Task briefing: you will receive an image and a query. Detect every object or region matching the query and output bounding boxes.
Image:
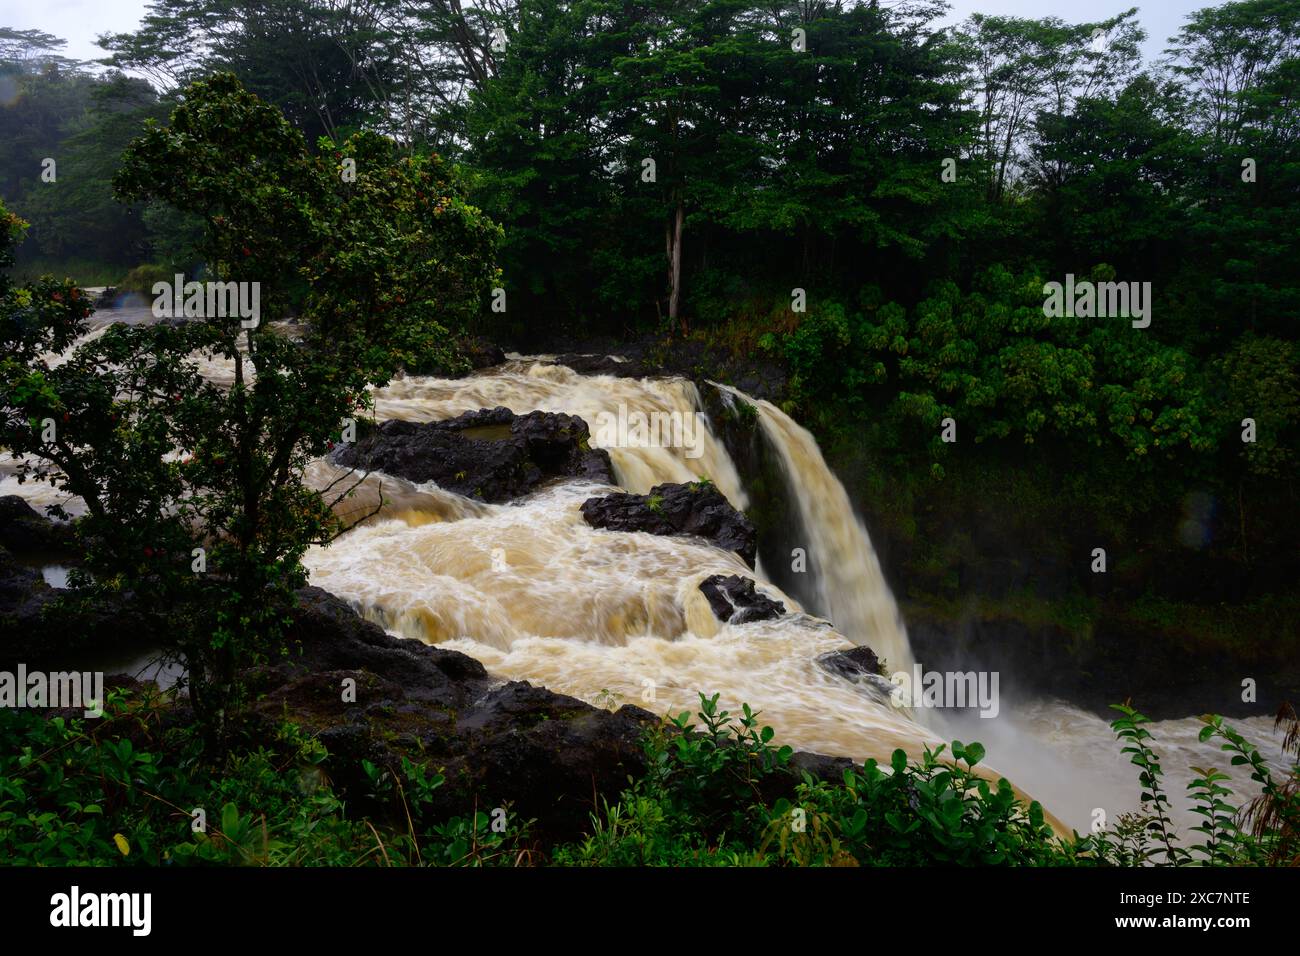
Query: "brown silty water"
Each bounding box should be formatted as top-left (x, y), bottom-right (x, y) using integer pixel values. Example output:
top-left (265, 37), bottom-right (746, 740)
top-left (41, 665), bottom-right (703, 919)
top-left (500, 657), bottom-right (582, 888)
top-left (4, 331), bottom-right (1287, 834)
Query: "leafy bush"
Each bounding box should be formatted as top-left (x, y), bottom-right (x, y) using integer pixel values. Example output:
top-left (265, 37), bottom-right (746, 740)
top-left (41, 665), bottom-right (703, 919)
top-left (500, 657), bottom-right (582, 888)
top-left (0, 690), bottom-right (530, 866)
top-left (3, 689), bottom-right (1297, 867)
top-left (1078, 702), bottom-right (1300, 866)
top-left (117, 262), bottom-right (177, 296)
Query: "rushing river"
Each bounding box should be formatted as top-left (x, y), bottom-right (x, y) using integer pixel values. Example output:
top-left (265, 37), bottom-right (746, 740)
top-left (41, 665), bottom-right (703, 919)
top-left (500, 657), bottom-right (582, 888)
top-left (3, 318), bottom-right (1288, 835)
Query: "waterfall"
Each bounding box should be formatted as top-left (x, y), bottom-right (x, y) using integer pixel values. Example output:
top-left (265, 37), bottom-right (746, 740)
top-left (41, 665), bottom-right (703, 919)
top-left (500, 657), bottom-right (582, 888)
top-left (710, 383), bottom-right (914, 675)
top-left (7, 342), bottom-right (1285, 833)
top-left (300, 358), bottom-right (939, 764)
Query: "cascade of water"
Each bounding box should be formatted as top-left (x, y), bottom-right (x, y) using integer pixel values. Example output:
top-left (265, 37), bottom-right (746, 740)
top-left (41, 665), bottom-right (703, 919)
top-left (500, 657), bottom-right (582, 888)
top-left (8, 342), bottom-right (1282, 833)
top-left (710, 383), bottom-right (914, 674)
top-left (301, 359), bottom-right (938, 764)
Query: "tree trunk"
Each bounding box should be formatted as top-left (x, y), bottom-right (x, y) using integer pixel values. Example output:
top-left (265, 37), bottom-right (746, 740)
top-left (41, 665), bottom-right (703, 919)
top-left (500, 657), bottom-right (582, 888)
top-left (668, 198), bottom-right (684, 334)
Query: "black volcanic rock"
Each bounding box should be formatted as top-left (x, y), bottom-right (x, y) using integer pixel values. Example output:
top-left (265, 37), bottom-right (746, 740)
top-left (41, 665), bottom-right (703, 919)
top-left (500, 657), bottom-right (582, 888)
top-left (816, 645), bottom-right (884, 681)
top-left (0, 544), bottom-right (166, 672)
top-left (550, 353), bottom-right (639, 377)
top-left (333, 407), bottom-right (615, 502)
top-left (244, 586), bottom-right (659, 839)
top-left (0, 495), bottom-right (75, 555)
top-left (580, 481), bottom-right (757, 567)
top-left (699, 574), bottom-right (786, 624)
top-left (246, 587), bottom-right (864, 840)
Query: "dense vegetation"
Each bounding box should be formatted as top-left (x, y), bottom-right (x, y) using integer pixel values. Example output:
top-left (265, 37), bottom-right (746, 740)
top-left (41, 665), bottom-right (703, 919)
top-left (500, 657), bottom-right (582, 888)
top-left (1, 0), bottom-right (1297, 866)
top-left (3, 3), bottom-right (1295, 626)
top-left (1, 690), bottom-right (1296, 866)
top-left (1, 75), bottom-right (500, 744)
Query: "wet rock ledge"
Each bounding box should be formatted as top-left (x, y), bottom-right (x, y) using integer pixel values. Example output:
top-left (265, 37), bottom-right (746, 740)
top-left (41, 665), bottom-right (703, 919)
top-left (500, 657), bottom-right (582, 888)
top-left (251, 587), bottom-right (660, 838)
top-left (581, 480), bottom-right (758, 567)
top-left (334, 406), bottom-right (615, 503)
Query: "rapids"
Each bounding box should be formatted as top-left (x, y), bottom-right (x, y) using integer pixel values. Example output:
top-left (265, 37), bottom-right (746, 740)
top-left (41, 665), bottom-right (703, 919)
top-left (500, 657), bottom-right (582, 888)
top-left (3, 325), bottom-right (1288, 833)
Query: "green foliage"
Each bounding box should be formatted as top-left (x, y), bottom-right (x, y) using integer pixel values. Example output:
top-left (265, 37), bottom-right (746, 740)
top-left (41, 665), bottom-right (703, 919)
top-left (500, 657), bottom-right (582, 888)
top-left (0, 75), bottom-right (500, 746)
top-left (560, 694), bottom-right (1300, 867)
top-left (0, 36), bottom-right (165, 271)
top-left (1106, 704), bottom-right (1189, 864)
top-left (757, 740), bottom-right (1064, 866)
top-left (552, 693), bottom-right (798, 865)
top-left (554, 692), bottom-right (1060, 866)
top-left (461, 0), bottom-right (977, 335)
top-left (0, 691), bottom-right (527, 866)
top-left (781, 267), bottom-right (1218, 468)
top-left (118, 262), bottom-right (177, 295)
top-left (1077, 703), bottom-right (1300, 866)
top-left (1216, 333), bottom-right (1300, 477)
top-left (4, 689), bottom-right (1297, 867)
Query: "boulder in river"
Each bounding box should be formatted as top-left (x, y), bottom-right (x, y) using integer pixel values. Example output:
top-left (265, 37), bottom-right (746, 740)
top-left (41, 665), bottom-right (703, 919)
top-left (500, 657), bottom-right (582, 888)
top-left (816, 645), bottom-right (885, 681)
top-left (699, 574), bottom-right (786, 624)
top-left (580, 480), bottom-right (757, 567)
top-left (333, 406), bottom-right (615, 503)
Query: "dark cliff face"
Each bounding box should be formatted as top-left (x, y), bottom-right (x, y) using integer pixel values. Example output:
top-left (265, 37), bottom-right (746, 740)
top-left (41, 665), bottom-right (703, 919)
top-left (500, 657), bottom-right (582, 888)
top-left (692, 383), bottom-right (1300, 722)
top-left (832, 459), bottom-right (1300, 722)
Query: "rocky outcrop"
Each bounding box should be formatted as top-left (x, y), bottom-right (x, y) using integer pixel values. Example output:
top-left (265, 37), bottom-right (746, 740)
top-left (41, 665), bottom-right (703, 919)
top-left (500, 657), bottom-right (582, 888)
top-left (0, 498), bottom-right (169, 671)
top-left (0, 547), bottom-right (61, 664)
top-left (246, 586), bottom-right (659, 839)
top-left (0, 496), bottom-right (75, 555)
top-left (0, 544), bottom-right (169, 672)
top-left (246, 587), bottom-right (861, 840)
top-left (333, 407), bottom-right (615, 503)
top-left (699, 574), bottom-right (785, 624)
top-left (550, 353), bottom-right (637, 378)
top-left (815, 646), bottom-right (896, 709)
top-left (580, 481), bottom-right (757, 567)
top-left (457, 336), bottom-right (506, 371)
top-left (0, 499), bottom-right (72, 668)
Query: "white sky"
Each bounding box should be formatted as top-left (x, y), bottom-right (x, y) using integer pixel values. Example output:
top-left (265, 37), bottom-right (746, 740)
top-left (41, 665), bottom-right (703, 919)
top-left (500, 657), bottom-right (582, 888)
top-left (0, 0), bottom-right (149, 64)
top-left (0, 0), bottom-right (1208, 67)
top-left (938, 0), bottom-right (1205, 61)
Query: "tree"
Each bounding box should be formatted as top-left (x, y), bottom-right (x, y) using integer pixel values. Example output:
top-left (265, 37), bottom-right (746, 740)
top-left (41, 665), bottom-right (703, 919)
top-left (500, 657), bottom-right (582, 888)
top-left (99, 0), bottom-right (410, 143)
top-left (1165, 0), bottom-right (1300, 149)
top-left (956, 9), bottom-right (1144, 200)
top-left (0, 74), bottom-right (500, 746)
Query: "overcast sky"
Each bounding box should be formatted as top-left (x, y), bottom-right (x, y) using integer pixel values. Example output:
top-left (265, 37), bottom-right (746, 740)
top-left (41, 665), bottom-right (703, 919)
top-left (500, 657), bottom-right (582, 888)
top-left (1, 0), bottom-right (1210, 68)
